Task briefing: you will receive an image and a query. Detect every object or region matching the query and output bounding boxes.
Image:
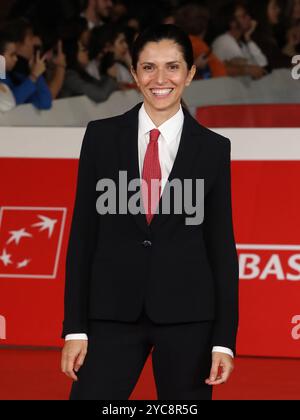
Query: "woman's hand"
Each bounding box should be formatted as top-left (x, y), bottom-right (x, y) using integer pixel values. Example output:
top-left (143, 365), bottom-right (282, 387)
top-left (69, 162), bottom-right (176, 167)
top-left (205, 352), bottom-right (234, 386)
top-left (53, 40), bottom-right (66, 69)
top-left (29, 50), bottom-right (47, 81)
top-left (244, 19), bottom-right (258, 42)
top-left (61, 340), bottom-right (88, 381)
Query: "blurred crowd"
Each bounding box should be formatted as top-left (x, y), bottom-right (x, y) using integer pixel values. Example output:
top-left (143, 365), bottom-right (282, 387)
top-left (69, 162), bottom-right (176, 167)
top-left (0, 0), bottom-right (299, 112)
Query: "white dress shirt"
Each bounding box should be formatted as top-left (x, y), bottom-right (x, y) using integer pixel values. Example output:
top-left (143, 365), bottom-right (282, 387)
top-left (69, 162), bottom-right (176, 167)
top-left (212, 32), bottom-right (268, 67)
top-left (65, 103), bottom-right (234, 359)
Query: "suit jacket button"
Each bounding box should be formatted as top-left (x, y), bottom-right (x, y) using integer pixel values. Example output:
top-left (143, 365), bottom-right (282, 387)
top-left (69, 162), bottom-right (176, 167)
top-left (143, 240), bottom-right (152, 248)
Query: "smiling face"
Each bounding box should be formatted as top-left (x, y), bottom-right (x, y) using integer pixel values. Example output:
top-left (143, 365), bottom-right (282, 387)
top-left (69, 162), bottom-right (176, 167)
top-left (131, 39), bottom-right (196, 119)
top-left (3, 42), bottom-right (18, 72)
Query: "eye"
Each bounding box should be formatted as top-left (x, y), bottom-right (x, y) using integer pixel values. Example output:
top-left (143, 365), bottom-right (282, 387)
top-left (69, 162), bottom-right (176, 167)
top-left (169, 64), bottom-right (179, 70)
top-left (143, 65), bottom-right (153, 71)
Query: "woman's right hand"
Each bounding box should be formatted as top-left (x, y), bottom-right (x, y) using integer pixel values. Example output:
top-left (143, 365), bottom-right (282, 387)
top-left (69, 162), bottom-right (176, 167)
top-left (29, 50), bottom-right (47, 80)
top-left (61, 340), bottom-right (88, 381)
top-left (53, 40), bottom-right (66, 69)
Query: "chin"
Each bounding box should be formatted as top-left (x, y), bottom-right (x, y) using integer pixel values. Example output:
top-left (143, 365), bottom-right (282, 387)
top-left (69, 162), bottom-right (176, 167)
top-left (146, 96), bottom-right (179, 109)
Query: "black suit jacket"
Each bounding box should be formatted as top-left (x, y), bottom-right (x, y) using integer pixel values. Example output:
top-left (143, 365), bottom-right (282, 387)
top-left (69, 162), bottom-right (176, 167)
top-left (62, 102), bottom-right (239, 354)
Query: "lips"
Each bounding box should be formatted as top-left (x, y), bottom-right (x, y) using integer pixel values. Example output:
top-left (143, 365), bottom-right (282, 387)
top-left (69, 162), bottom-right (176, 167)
top-left (150, 88), bottom-right (174, 97)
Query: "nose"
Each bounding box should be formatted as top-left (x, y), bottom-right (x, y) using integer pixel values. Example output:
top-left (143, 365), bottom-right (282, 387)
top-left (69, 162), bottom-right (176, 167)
top-left (155, 68), bottom-right (168, 85)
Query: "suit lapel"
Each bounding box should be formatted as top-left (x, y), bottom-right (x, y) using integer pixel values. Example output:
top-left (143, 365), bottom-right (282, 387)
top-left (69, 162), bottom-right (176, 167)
top-left (118, 102), bottom-right (204, 234)
top-left (118, 102), bottom-right (150, 235)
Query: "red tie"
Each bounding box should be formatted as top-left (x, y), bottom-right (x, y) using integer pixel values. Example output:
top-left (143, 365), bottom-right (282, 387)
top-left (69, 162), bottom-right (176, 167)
top-left (142, 129), bottom-right (162, 225)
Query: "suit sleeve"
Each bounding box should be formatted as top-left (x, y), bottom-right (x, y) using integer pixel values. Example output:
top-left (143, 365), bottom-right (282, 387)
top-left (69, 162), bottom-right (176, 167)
top-left (61, 122), bottom-right (98, 338)
top-left (203, 138), bottom-right (239, 355)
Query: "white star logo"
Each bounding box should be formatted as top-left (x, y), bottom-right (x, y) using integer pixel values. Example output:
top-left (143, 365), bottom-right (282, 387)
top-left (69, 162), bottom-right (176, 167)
top-left (0, 249), bottom-right (13, 267)
top-left (7, 228), bottom-right (32, 245)
top-left (17, 259), bottom-right (31, 269)
top-left (32, 215), bottom-right (57, 238)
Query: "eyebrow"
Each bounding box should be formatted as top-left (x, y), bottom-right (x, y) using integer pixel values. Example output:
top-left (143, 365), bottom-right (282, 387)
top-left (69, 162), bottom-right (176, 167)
top-left (140, 61), bottom-right (181, 65)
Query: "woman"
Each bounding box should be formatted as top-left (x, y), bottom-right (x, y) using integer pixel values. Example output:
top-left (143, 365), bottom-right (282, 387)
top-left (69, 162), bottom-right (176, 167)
top-left (250, 0), bottom-right (292, 70)
top-left (287, 0), bottom-right (300, 24)
top-left (0, 25), bottom-right (52, 110)
top-left (0, 31), bottom-right (16, 112)
top-left (61, 24), bottom-right (239, 401)
top-left (87, 23), bottom-right (133, 84)
top-left (174, 3), bottom-right (227, 79)
top-left (281, 0), bottom-right (300, 57)
top-left (59, 37), bottom-right (119, 103)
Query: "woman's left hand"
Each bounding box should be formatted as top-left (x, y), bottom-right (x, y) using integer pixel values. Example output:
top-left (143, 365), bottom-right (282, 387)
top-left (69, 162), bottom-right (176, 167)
top-left (53, 40), bottom-right (66, 68)
top-left (205, 352), bottom-right (234, 386)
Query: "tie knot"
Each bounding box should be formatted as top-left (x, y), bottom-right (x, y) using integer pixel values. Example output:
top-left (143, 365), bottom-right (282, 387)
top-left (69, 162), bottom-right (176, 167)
top-left (149, 129), bottom-right (160, 143)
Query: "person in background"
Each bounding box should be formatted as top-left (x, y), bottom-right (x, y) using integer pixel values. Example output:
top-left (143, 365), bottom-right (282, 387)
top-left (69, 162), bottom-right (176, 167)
top-left (0, 30), bottom-right (16, 112)
top-left (62, 16), bottom-right (91, 49)
top-left (110, 0), bottom-right (128, 24)
top-left (80, 0), bottom-right (113, 30)
top-left (5, 17), bottom-right (65, 102)
top-left (250, 0), bottom-right (293, 70)
top-left (280, 0), bottom-right (300, 57)
top-left (0, 24), bottom-right (52, 110)
top-left (283, 20), bottom-right (300, 57)
top-left (174, 3), bottom-right (227, 79)
top-left (287, 0), bottom-right (300, 24)
top-left (87, 23), bottom-right (133, 84)
top-left (108, 0), bottom-right (140, 52)
top-left (212, 0), bottom-right (268, 79)
top-left (42, 40), bottom-right (67, 100)
top-left (86, 25), bottom-right (108, 80)
top-left (2, 18), bottom-right (65, 106)
top-left (59, 36), bottom-right (119, 103)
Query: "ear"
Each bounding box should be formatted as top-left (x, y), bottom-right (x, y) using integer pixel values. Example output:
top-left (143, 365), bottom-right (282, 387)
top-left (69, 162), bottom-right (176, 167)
top-left (185, 64), bottom-right (196, 87)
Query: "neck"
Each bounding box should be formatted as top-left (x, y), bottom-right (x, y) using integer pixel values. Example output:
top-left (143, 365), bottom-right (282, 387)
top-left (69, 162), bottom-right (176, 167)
top-left (143, 102), bottom-right (181, 127)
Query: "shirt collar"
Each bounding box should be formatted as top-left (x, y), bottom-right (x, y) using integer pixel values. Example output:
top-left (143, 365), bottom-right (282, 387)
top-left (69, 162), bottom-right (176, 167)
top-left (139, 102), bottom-right (184, 144)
